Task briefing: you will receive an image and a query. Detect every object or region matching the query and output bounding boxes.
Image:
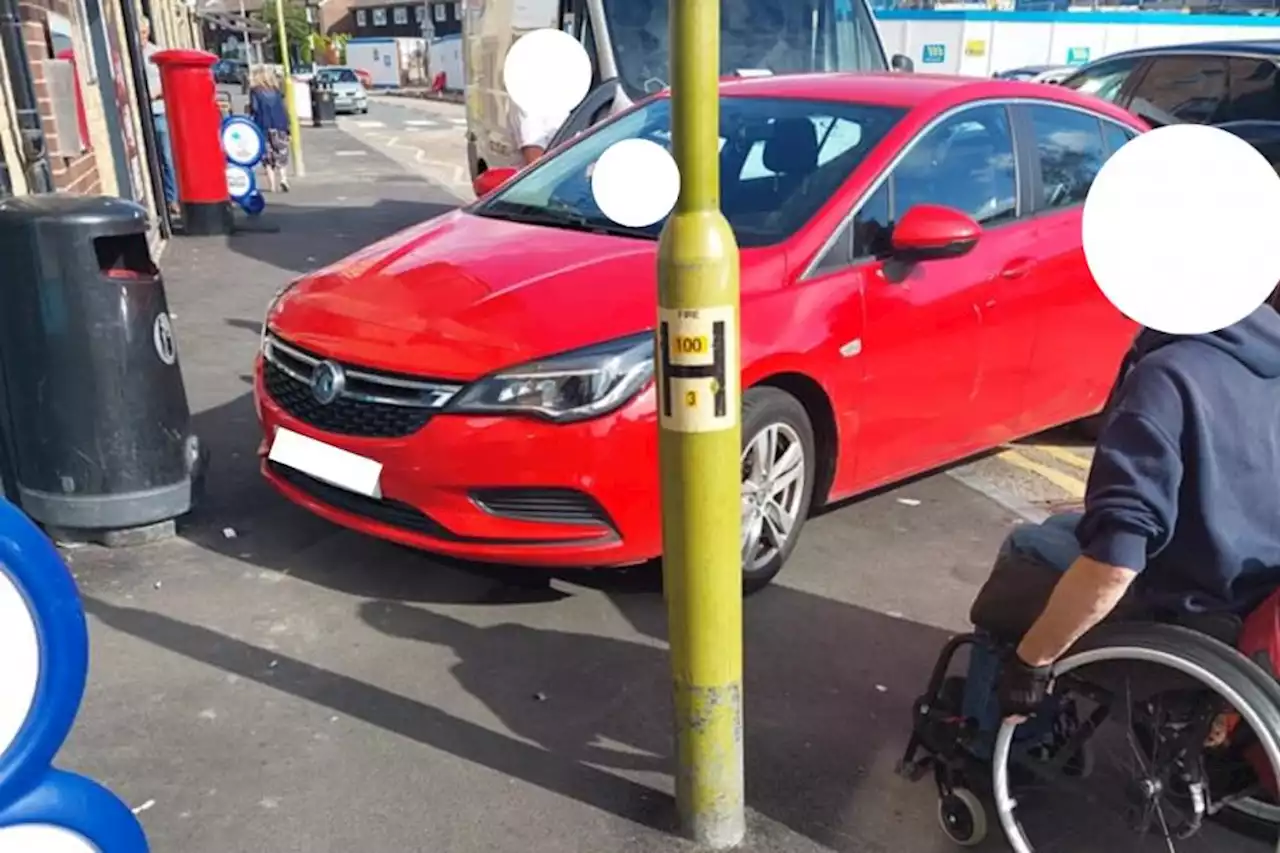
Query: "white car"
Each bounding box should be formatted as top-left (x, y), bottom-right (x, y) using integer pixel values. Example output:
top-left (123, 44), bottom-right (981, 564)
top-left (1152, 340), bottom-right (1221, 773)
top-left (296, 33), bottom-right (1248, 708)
top-left (312, 66), bottom-right (369, 115)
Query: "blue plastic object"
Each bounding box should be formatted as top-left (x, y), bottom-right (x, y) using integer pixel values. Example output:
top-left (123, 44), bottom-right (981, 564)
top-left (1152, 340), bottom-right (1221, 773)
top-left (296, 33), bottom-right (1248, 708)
top-left (242, 191), bottom-right (266, 217)
top-left (0, 498), bottom-right (148, 851)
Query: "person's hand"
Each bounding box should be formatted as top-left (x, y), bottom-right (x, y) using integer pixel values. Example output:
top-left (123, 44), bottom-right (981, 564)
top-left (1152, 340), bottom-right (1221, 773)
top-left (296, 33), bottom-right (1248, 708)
top-left (997, 652), bottom-right (1053, 721)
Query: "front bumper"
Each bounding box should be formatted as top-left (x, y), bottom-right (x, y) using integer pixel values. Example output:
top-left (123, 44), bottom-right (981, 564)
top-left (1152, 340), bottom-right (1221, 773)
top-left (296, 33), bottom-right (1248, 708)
top-left (253, 358), bottom-right (662, 568)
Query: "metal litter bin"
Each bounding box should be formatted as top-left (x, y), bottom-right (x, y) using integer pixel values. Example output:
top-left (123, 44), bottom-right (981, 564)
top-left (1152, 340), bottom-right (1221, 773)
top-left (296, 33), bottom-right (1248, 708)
top-left (0, 194), bottom-right (204, 538)
top-left (311, 80), bottom-right (336, 127)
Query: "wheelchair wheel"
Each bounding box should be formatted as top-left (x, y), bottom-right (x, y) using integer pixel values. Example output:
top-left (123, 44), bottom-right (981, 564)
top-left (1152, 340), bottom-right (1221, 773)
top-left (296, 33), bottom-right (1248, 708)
top-left (938, 787), bottom-right (988, 846)
top-left (991, 624), bottom-right (1280, 852)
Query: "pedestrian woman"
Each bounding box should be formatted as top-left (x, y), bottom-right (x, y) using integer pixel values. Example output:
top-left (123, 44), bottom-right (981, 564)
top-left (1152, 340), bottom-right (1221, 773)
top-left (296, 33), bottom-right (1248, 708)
top-left (248, 69), bottom-right (291, 192)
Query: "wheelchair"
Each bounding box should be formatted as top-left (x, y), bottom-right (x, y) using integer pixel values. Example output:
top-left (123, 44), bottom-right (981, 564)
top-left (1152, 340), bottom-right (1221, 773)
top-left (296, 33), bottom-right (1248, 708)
top-left (899, 620), bottom-right (1280, 851)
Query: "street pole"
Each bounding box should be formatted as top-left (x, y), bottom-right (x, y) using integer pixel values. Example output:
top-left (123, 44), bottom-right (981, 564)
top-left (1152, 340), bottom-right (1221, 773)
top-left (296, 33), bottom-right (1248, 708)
top-left (273, 0), bottom-right (306, 176)
top-left (656, 0), bottom-right (744, 848)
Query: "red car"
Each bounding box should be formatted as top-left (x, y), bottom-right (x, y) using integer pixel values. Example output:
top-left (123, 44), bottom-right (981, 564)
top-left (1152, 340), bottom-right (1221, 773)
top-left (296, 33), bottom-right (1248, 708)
top-left (255, 73), bottom-right (1142, 592)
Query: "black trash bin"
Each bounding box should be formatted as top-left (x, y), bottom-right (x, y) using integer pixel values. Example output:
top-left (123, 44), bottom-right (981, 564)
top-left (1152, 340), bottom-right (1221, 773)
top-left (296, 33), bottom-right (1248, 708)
top-left (311, 80), bottom-right (336, 127)
top-left (0, 195), bottom-right (204, 539)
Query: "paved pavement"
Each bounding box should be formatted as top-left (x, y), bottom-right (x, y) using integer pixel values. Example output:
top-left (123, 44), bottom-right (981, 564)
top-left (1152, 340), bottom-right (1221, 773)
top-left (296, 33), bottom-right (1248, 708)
top-left (50, 118), bottom-right (1151, 853)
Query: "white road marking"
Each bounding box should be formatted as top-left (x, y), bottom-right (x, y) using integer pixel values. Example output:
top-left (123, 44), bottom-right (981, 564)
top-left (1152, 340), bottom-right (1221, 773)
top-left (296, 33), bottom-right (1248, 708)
top-left (335, 150), bottom-right (367, 157)
top-left (450, 118), bottom-right (467, 125)
top-left (405, 119), bottom-right (437, 127)
top-left (355, 120), bottom-right (385, 128)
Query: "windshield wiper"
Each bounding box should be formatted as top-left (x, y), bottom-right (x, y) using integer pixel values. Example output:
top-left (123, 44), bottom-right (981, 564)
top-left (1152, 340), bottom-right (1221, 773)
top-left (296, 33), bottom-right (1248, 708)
top-left (476, 200), bottom-right (656, 240)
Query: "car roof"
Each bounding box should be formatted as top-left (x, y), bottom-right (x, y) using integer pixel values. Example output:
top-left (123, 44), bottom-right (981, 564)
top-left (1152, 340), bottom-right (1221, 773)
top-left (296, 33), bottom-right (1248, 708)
top-left (1084, 38), bottom-right (1280, 63)
top-left (713, 72), bottom-right (1142, 125)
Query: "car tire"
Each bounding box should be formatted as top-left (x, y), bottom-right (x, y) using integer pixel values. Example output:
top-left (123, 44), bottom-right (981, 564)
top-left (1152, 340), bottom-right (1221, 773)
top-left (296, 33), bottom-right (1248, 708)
top-left (741, 386), bottom-right (816, 595)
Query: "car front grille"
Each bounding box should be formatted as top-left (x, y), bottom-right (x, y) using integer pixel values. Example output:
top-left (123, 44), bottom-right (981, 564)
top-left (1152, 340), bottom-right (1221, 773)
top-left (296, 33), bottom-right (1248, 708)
top-left (262, 333), bottom-right (462, 438)
top-left (470, 487), bottom-right (615, 529)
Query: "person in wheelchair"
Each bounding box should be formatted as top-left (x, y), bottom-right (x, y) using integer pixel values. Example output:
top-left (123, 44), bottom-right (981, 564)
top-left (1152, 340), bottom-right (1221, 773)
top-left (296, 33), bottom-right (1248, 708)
top-left (974, 282), bottom-right (1280, 725)
top-left (906, 286), bottom-right (1280, 848)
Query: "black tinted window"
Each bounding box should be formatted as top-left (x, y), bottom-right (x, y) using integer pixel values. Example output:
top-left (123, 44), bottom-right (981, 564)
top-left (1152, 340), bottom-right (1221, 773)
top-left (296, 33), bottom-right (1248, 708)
top-left (893, 105), bottom-right (1017, 226)
top-left (1129, 56), bottom-right (1229, 126)
top-left (853, 182), bottom-right (891, 260)
top-left (1227, 58), bottom-right (1280, 123)
top-left (1102, 122), bottom-right (1136, 156)
top-left (1027, 105), bottom-right (1106, 211)
top-left (1062, 57), bottom-right (1142, 103)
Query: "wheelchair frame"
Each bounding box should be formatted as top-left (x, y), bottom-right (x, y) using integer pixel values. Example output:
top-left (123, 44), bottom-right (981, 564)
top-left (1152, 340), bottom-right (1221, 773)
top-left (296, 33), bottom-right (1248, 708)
top-left (900, 623), bottom-right (1280, 851)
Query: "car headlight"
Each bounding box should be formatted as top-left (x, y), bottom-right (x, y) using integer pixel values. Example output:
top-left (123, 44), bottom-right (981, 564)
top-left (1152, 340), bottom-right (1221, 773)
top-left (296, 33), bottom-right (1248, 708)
top-left (447, 332), bottom-right (654, 423)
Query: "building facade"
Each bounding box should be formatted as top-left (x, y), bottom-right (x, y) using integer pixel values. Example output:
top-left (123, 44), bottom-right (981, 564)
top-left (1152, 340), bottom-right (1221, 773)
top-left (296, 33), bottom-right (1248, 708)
top-left (0, 0), bottom-right (200, 245)
top-left (341, 0), bottom-right (459, 38)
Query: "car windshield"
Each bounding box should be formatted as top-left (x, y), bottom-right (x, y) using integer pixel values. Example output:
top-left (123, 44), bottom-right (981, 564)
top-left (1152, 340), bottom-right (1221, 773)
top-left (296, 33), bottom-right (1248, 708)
top-left (602, 0), bottom-right (888, 99)
top-left (472, 95), bottom-right (905, 248)
top-left (318, 69), bottom-right (358, 84)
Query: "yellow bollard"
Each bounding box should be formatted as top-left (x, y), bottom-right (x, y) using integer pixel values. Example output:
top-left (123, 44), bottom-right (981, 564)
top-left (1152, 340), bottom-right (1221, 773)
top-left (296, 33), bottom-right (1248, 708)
top-left (656, 0), bottom-right (744, 847)
top-left (273, 0), bottom-right (306, 178)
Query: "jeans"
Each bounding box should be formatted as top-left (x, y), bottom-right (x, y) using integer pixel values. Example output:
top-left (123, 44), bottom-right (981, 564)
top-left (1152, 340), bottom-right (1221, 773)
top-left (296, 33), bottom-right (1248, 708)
top-left (152, 112), bottom-right (177, 205)
top-left (960, 514), bottom-right (1084, 757)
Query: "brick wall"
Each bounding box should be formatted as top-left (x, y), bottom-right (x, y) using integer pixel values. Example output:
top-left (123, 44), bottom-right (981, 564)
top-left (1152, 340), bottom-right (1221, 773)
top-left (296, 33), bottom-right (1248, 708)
top-left (20, 0), bottom-right (102, 194)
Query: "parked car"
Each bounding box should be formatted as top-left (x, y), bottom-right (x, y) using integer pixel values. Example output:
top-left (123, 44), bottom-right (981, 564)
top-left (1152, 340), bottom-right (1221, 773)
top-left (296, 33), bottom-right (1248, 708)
top-left (213, 59), bottom-right (248, 86)
top-left (312, 66), bottom-right (369, 114)
top-left (994, 65), bottom-right (1075, 84)
top-left (255, 74), bottom-right (1144, 592)
top-left (1060, 40), bottom-right (1280, 168)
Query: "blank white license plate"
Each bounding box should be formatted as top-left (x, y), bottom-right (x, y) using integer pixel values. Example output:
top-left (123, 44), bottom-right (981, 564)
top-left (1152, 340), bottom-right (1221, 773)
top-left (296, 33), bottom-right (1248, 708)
top-left (268, 428), bottom-right (383, 498)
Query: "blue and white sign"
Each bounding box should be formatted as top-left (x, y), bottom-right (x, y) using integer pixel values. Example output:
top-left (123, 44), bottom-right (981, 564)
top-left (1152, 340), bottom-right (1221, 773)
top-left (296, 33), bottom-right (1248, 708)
top-left (220, 116), bottom-right (266, 169)
top-left (0, 498), bottom-right (148, 852)
top-left (922, 44), bottom-right (946, 64)
top-left (225, 163), bottom-right (256, 203)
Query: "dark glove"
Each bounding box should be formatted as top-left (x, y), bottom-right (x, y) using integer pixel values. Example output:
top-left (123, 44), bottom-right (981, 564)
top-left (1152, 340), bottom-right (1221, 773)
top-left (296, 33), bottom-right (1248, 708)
top-left (997, 653), bottom-right (1053, 719)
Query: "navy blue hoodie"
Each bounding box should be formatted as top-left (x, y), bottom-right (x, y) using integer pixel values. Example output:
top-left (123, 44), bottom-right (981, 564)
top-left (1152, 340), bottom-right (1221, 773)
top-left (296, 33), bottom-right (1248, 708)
top-left (1076, 305), bottom-right (1280, 616)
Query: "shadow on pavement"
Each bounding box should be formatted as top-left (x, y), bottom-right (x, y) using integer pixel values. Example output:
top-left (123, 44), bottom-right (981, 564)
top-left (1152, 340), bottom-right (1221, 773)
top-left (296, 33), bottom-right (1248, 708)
top-left (82, 580), bottom-right (950, 851)
top-left (221, 198), bottom-right (456, 275)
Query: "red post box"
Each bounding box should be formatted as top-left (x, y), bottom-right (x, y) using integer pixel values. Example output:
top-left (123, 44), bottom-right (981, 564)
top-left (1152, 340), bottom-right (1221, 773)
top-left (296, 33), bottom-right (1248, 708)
top-left (153, 49), bottom-right (230, 236)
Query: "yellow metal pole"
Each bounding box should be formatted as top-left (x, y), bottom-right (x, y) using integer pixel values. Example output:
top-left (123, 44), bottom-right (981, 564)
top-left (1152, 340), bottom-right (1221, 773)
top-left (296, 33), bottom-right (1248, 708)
top-left (273, 0), bottom-right (306, 177)
top-left (656, 0), bottom-right (744, 848)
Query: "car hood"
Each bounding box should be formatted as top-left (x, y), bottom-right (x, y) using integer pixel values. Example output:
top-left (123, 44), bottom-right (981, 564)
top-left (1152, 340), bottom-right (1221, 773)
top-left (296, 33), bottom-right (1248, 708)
top-left (268, 210), bottom-right (686, 379)
top-left (331, 82), bottom-right (363, 94)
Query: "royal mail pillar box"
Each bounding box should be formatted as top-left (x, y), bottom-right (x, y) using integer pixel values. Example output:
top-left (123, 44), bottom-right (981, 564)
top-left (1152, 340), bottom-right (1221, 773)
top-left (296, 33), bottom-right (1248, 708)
top-left (153, 49), bottom-right (231, 236)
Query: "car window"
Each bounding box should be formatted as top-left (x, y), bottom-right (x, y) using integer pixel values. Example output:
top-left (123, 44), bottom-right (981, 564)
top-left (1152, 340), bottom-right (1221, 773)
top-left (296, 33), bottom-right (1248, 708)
top-left (1127, 56), bottom-right (1229, 127)
top-left (319, 69), bottom-right (359, 84)
top-left (1226, 58), bottom-right (1280, 123)
top-left (475, 96), bottom-right (906, 249)
top-left (891, 104), bottom-right (1018, 227)
top-left (852, 181), bottom-right (891, 260)
top-left (1026, 105), bottom-right (1106, 211)
top-left (1102, 121), bottom-right (1137, 157)
top-left (740, 116), bottom-right (865, 180)
top-left (1062, 56), bottom-right (1143, 103)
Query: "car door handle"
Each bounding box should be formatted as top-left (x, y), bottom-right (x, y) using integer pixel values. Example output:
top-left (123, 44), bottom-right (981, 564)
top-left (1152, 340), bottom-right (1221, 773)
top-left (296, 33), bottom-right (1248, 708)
top-left (1000, 258), bottom-right (1036, 280)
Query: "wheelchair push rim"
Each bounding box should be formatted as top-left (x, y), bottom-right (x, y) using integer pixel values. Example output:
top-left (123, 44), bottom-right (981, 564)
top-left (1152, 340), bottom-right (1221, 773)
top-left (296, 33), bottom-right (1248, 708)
top-left (992, 642), bottom-right (1280, 853)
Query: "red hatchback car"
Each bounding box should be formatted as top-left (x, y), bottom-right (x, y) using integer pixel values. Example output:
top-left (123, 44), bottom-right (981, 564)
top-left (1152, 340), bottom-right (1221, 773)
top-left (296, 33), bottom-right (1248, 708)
top-left (255, 73), bottom-right (1143, 592)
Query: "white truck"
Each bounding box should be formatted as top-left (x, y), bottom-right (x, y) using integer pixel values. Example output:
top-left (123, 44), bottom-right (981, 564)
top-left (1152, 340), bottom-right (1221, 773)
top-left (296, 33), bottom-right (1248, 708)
top-left (462, 0), bottom-right (911, 180)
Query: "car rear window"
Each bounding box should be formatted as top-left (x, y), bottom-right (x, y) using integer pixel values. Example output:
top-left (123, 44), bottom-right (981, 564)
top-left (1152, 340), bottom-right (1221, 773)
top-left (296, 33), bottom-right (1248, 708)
top-left (473, 96), bottom-right (906, 248)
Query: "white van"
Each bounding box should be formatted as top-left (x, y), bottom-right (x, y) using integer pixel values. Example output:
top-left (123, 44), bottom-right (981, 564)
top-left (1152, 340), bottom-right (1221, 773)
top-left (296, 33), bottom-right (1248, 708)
top-left (462, 0), bottom-right (912, 180)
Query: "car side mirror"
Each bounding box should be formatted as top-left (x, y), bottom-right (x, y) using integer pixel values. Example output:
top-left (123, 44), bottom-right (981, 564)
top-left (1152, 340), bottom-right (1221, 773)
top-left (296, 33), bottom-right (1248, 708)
top-left (891, 54), bottom-right (914, 74)
top-left (890, 204), bottom-right (981, 263)
top-left (472, 166), bottom-right (519, 199)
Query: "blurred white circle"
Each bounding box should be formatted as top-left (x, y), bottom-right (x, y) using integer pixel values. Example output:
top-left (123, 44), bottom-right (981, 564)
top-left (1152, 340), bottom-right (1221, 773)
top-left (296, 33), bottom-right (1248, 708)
top-left (501, 29), bottom-right (592, 120)
top-left (0, 825), bottom-right (100, 853)
top-left (591, 139), bottom-right (681, 228)
top-left (0, 568), bottom-right (38, 760)
top-left (1082, 124), bottom-right (1280, 335)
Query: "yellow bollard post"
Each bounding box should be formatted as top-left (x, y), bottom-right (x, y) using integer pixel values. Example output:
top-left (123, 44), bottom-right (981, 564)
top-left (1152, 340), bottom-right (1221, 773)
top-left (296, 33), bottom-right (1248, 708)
top-left (656, 0), bottom-right (744, 847)
top-left (273, 0), bottom-right (306, 177)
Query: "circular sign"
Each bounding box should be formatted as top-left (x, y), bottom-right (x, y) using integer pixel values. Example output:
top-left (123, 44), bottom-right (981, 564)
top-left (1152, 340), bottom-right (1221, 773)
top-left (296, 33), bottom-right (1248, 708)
top-left (225, 163), bottom-right (255, 202)
top-left (153, 313), bottom-right (177, 366)
top-left (220, 116), bottom-right (265, 168)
